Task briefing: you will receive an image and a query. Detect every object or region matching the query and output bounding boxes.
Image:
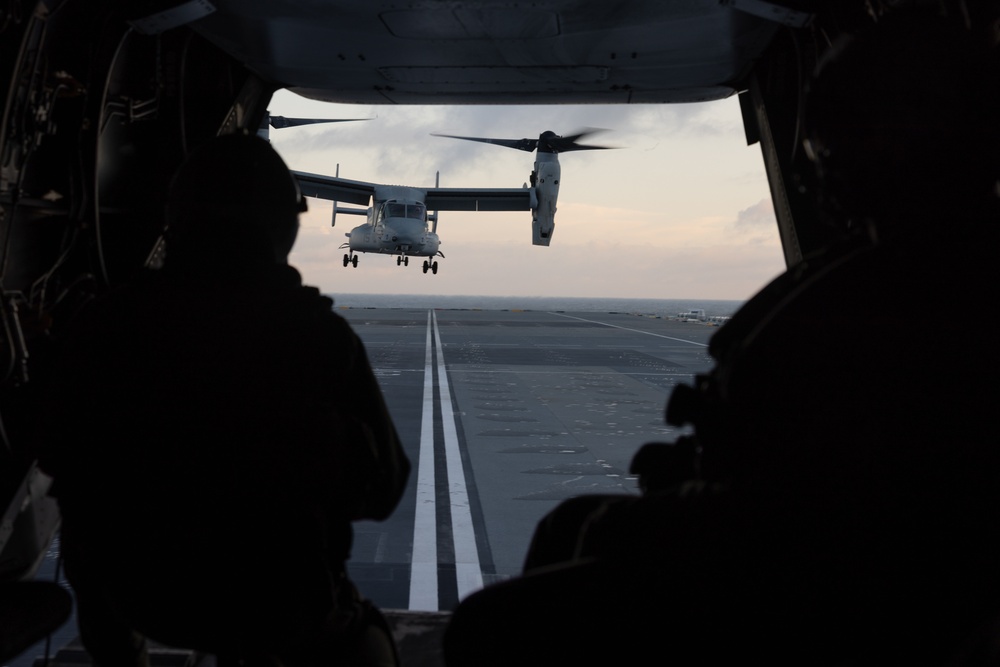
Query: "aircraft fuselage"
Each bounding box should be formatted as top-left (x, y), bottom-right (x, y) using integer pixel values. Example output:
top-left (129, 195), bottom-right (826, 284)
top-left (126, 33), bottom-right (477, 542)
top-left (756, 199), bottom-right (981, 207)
top-left (348, 218), bottom-right (441, 256)
top-left (347, 197), bottom-right (441, 257)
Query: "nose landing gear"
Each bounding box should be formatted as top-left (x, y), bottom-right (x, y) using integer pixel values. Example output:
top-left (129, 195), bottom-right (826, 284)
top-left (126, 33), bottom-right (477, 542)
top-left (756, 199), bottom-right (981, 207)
top-left (396, 256), bottom-right (409, 266)
top-left (343, 253), bottom-right (358, 268)
top-left (421, 260), bottom-right (439, 275)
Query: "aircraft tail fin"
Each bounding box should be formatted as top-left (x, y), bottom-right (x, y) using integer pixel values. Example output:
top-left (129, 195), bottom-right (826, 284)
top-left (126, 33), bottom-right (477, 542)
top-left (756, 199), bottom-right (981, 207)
top-left (430, 171), bottom-right (440, 233)
top-left (331, 164), bottom-right (339, 226)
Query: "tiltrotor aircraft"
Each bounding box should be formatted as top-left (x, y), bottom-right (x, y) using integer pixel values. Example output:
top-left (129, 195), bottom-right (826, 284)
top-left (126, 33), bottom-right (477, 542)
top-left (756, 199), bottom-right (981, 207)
top-left (291, 129), bottom-right (609, 274)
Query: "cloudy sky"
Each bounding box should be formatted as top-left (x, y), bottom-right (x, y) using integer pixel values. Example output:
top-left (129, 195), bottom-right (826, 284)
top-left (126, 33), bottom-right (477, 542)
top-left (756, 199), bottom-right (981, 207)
top-left (268, 89), bottom-right (786, 301)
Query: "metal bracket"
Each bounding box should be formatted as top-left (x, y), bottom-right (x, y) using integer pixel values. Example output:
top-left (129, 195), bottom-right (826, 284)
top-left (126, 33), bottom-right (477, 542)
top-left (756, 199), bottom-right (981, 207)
top-left (721, 0), bottom-right (813, 28)
top-left (129, 0), bottom-right (216, 36)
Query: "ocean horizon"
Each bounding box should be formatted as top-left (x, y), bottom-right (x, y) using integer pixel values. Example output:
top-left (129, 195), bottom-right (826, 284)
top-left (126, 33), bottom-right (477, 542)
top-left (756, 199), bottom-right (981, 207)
top-left (326, 293), bottom-right (744, 318)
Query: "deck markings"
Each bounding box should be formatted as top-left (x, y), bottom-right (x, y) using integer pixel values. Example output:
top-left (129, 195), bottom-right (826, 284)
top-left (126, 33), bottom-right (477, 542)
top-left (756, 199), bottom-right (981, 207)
top-left (433, 310), bottom-right (484, 601)
top-left (409, 311), bottom-right (483, 610)
top-left (447, 369), bottom-right (692, 376)
top-left (548, 312), bottom-right (709, 347)
top-left (408, 311), bottom-right (439, 611)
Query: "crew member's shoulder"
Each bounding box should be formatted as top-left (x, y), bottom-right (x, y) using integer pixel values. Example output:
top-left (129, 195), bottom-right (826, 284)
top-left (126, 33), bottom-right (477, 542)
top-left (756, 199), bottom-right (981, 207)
top-left (289, 279), bottom-right (360, 339)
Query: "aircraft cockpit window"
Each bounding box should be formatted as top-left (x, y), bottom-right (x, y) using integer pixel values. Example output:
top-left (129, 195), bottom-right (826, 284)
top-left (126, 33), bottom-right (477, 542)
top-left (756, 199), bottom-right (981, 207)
top-left (408, 203), bottom-right (427, 221)
top-left (386, 203), bottom-right (407, 218)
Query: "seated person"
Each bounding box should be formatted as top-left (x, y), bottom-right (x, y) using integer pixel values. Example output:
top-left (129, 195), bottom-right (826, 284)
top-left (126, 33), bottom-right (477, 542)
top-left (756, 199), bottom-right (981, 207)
top-left (521, 436), bottom-right (698, 573)
top-left (444, 11), bottom-right (1000, 665)
top-left (38, 133), bottom-right (410, 667)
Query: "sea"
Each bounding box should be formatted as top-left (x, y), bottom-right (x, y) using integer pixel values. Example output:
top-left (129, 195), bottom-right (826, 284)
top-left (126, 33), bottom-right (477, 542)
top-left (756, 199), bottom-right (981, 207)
top-left (327, 293), bottom-right (744, 319)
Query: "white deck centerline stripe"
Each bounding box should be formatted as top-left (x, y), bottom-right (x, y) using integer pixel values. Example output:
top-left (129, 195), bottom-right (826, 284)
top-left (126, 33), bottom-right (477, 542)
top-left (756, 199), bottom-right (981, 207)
top-left (408, 310), bottom-right (438, 611)
top-left (548, 312), bottom-right (709, 347)
top-left (433, 311), bottom-right (484, 600)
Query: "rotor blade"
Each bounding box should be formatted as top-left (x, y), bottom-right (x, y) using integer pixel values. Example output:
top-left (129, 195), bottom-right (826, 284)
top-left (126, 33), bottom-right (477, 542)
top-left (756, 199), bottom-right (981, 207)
top-left (543, 128), bottom-right (614, 152)
top-left (269, 115), bottom-right (371, 129)
top-left (431, 133), bottom-right (539, 152)
top-left (433, 129), bottom-right (615, 153)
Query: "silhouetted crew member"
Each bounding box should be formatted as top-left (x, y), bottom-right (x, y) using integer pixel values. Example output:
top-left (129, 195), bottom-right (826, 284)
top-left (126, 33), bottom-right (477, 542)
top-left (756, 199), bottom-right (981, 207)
top-left (40, 133), bottom-right (409, 666)
top-left (445, 11), bottom-right (1000, 665)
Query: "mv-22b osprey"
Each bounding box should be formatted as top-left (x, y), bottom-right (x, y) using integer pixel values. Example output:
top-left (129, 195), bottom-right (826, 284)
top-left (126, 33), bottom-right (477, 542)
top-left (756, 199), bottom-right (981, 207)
top-left (291, 130), bottom-right (609, 274)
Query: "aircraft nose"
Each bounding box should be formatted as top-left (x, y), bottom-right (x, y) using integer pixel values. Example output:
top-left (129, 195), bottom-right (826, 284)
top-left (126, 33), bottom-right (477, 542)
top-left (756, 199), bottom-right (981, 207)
top-left (388, 220), bottom-right (423, 245)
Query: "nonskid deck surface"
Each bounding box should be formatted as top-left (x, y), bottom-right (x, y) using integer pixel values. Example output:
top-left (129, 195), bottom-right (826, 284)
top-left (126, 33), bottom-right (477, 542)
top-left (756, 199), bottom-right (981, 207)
top-left (18, 309), bottom-right (718, 667)
top-left (341, 308), bottom-right (715, 608)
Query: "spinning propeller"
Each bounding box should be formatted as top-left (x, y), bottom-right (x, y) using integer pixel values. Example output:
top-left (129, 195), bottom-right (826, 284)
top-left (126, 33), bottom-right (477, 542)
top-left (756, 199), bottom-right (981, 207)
top-left (431, 128), bottom-right (613, 154)
top-left (266, 114), bottom-right (371, 129)
top-left (259, 112), bottom-right (371, 140)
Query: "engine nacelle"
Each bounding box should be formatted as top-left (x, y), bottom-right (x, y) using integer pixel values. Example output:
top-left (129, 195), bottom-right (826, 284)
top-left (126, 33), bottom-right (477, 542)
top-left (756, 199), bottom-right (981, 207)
top-left (531, 153), bottom-right (560, 246)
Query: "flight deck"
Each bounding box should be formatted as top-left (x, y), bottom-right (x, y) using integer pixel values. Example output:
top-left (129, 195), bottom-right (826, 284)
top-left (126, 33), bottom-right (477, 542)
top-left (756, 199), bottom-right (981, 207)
top-left (15, 307), bottom-right (719, 667)
top-left (340, 307), bottom-right (717, 613)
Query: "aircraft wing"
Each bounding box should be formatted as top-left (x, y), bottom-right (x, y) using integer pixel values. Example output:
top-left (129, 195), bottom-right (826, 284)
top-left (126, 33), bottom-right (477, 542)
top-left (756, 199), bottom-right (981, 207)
top-left (292, 170), bottom-right (376, 206)
top-left (292, 170), bottom-right (535, 212)
top-left (425, 187), bottom-right (535, 212)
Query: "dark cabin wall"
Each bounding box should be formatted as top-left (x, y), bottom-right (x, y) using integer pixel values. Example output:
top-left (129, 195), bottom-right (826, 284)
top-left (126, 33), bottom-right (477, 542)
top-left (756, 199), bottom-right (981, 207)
top-left (738, 1), bottom-right (877, 267)
top-left (0, 0), bottom-right (263, 581)
top-left (740, 0), bottom-right (998, 268)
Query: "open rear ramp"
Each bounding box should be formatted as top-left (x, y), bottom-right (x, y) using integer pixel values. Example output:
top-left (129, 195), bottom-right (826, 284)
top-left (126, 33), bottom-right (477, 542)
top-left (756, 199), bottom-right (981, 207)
top-left (23, 610), bottom-right (451, 667)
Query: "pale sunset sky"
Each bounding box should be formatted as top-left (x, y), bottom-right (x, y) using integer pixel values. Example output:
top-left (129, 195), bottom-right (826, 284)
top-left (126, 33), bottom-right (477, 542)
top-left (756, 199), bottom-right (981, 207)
top-left (268, 89), bottom-right (786, 301)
